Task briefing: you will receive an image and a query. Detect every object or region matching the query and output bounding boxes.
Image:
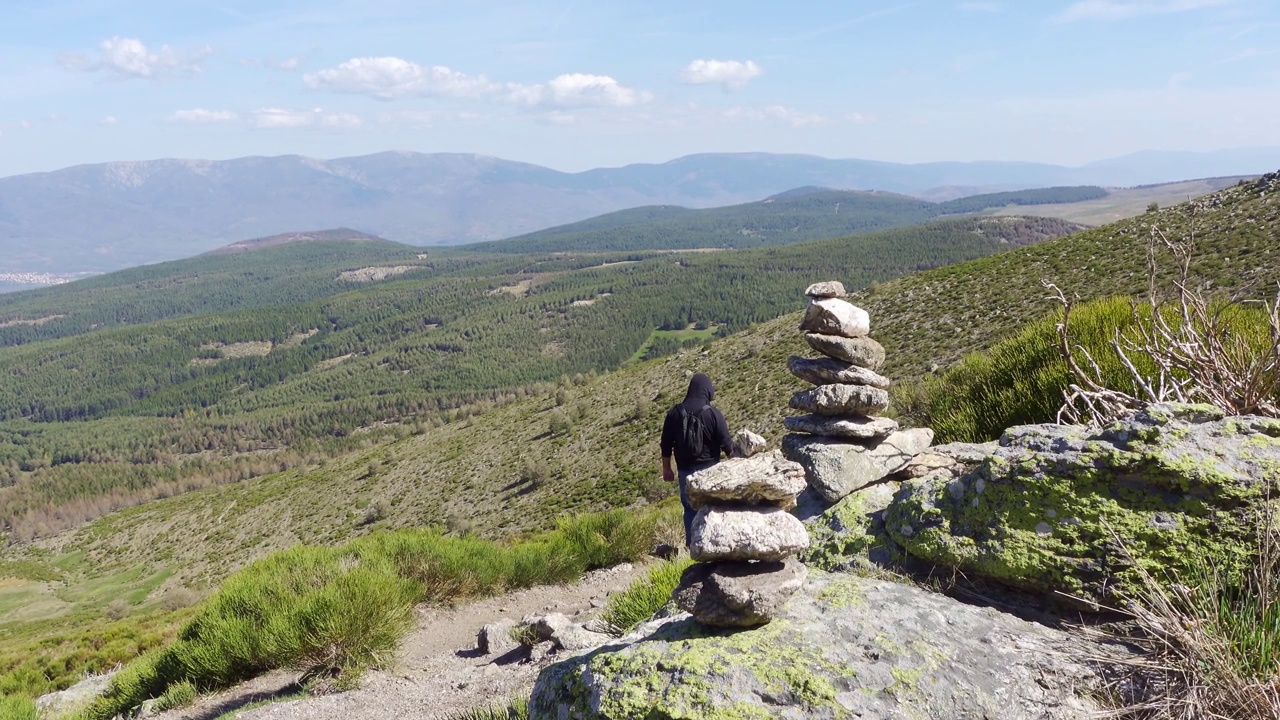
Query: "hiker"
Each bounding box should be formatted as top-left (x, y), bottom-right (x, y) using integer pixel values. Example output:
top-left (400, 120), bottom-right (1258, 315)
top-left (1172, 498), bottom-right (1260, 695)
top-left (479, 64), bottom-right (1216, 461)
top-left (660, 373), bottom-right (734, 546)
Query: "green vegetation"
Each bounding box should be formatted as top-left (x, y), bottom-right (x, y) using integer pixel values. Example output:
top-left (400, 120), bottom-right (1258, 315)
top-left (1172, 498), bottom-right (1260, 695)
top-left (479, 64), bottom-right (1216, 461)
top-left (71, 506), bottom-right (669, 720)
top-left (0, 694), bottom-right (37, 720)
top-left (478, 187), bottom-right (1096, 253)
top-left (448, 697), bottom-right (529, 720)
top-left (600, 557), bottom-right (693, 634)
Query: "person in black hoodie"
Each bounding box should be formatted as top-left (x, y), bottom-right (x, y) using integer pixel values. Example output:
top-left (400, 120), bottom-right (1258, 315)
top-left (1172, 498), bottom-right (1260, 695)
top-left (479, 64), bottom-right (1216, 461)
top-left (660, 373), bottom-right (734, 546)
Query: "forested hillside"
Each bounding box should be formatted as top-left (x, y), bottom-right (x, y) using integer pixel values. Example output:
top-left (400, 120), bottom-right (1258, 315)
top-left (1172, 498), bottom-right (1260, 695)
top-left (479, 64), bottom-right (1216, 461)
top-left (474, 187), bottom-right (1102, 253)
top-left (0, 215), bottom-right (1076, 543)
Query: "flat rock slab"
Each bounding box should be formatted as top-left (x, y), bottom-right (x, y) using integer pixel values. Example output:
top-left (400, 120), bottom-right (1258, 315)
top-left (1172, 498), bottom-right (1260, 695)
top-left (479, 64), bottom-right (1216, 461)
top-left (690, 505), bottom-right (810, 562)
top-left (800, 298), bottom-right (870, 338)
top-left (788, 355), bottom-right (891, 388)
top-left (687, 451), bottom-right (806, 509)
top-left (672, 557), bottom-right (807, 627)
top-left (789, 383), bottom-right (889, 416)
top-left (785, 414), bottom-right (899, 439)
top-left (784, 429), bottom-right (934, 503)
top-left (804, 333), bottom-right (885, 370)
top-left (532, 571), bottom-right (1111, 719)
top-left (804, 280), bottom-right (846, 298)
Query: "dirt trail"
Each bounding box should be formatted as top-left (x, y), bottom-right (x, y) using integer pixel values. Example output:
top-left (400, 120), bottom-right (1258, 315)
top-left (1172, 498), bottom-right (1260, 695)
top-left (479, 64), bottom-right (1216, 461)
top-left (154, 563), bottom-right (646, 720)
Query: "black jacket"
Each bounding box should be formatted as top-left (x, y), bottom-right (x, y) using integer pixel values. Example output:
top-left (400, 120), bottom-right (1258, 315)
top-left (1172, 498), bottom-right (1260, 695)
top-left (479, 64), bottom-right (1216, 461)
top-left (660, 373), bottom-right (733, 468)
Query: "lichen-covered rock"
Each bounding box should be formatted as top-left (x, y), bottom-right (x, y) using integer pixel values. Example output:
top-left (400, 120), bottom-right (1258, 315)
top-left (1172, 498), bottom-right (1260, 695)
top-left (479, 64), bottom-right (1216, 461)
top-left (893, 441), bottom-right (996, 479)
top-left (530, 572), bottom-right (1109, 719)
top-left (804, 280), bottom-right (846, 298)
top-left (800, 298), bottom-right (870, 338)
top-left (686, 451), bottom-right (806, 509)
top-left (732, 428), bottom-right (768, 458)
top-left (803, 333), bottom-right (885, 370)
top-left (886, 404), bottom-right (1280, 605)
top-left (672, 558), bottom-right (807, 627)
top-left (785, 413), bottom-right (899, 439)
top-left (788, 355), bottom-right (891, 388)
top-left (784, 429), bottom-right (935, 503)
top-left (690, 505), bottom-right (810, 562)
top-left (789, 383), bottom-right (890, 416)
top-left (801, 482), bottom-right (902, 572)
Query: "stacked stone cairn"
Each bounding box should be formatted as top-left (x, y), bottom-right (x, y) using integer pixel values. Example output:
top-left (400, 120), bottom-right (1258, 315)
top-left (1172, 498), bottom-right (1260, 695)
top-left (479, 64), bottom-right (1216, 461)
top-left (783, 281), bottom-right (934, 504)
top-left (671, 449), bottom-right (810, 627)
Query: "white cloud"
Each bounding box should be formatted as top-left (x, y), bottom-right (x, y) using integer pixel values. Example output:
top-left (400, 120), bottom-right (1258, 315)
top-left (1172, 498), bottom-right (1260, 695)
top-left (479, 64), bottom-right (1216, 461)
top-left (304, 57), bottom-right (499, 100)
top-left (61, 37), bottom-right (212, 79)
top-left (508, 73), bottom-right (651, 108)
top-left (680, 59), bottom-right (763, 89)
top-left (250, 107), bottom-right (363, 130)
top-left (724, 105), bottom-right (829, 127)
top-left (99, 116), bottom-right (119, 125)
top-left (1054, 0), bottom-right (1230, 23)
top-left (167, 109), bottom-right (240, 124)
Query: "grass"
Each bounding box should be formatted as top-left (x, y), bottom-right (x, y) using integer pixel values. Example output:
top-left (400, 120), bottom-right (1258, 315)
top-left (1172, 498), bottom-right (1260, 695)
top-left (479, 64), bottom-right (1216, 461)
top-left (447, 697), bottom-right (529, 720)
top-left (0, 694), bottom-right (37, 720)
top-left (625, 326), bottom-right (720, 365)
top-left (70, 505), bottom-right (675, 720)
top-left (599, 557), bottom-right (694, 635)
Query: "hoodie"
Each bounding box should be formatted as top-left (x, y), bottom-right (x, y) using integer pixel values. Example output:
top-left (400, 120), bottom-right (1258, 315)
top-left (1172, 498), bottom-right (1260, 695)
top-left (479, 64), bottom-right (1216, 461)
top-left (660, 373), bottom-right (733, 468)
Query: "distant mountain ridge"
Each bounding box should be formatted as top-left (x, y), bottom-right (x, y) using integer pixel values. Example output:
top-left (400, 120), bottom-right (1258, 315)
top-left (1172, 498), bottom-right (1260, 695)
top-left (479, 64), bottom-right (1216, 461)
top-left (2, 147), bottom-right (1278, 273)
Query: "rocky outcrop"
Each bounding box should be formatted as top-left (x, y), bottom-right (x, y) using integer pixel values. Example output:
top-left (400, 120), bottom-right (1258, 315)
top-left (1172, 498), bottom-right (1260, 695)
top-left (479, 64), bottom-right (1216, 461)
top-left (785, 429), bottom-right (934, 504)
top-left (886, 404), bottom-right (1280, 604)
top-left (531, 571), bottom-right (1110, 719)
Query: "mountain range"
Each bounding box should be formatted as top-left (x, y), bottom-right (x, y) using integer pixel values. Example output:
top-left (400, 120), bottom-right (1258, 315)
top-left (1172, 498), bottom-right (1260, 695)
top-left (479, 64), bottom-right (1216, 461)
top-left (3, 148), bottom-right (1279, 273)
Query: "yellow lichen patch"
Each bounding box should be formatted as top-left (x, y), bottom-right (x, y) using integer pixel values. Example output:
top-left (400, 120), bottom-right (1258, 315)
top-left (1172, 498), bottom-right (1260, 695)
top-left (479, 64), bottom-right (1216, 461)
top-left (336, 265), bottom-right (419, 282)
top-left (0, 314), bottom-right (66, 328)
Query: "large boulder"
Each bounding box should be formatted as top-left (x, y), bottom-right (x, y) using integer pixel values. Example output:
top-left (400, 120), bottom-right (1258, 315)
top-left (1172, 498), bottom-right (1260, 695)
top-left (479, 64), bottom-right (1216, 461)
top-left (672, 557), bottom-right (807, 627)
top-left (784, 413), bottom-right (899, 439)
top-left (886, 404), bottom-right (1280, 605)
top-left (789, 383), bottom-right (890, 416)
top-left (803, 333), bottom-right (885, 370)
top-left (799, 298), bottom-right (870, 338)
top-left (686, 451), bottom-right (806, 509)
top-left (788, 355), bottom-right (891, 388)
top-left (531, 571), bottom-right (1108, 719)
top-left (784, 429), bottom-right (934, 503)
top-left (690, 505), bottom-right (810, 562)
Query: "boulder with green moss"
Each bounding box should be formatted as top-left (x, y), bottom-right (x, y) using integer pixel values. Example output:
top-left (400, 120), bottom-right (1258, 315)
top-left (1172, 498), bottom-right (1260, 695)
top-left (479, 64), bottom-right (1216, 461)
top-left (529, 571), bottom-right (1105, 719)
top-left (885, 404), bottom-right (1280, 605)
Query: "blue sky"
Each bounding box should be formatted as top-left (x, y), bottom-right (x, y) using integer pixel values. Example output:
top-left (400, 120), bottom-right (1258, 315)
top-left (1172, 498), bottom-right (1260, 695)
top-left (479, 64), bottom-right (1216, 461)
top-left (1, 0), bottom-right (1277, 175)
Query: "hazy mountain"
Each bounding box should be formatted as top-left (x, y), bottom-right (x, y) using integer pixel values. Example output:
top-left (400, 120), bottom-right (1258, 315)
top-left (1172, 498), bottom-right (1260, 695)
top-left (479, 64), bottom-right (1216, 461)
top-left (1, 148), bottom-right (1276, 273)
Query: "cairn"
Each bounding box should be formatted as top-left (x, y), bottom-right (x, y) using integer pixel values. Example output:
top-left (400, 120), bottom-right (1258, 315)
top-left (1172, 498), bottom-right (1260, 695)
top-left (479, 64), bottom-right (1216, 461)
top-left (671, 450), bottom-right (809, 627)
top-left (783, 281), bottom-right (933, 504)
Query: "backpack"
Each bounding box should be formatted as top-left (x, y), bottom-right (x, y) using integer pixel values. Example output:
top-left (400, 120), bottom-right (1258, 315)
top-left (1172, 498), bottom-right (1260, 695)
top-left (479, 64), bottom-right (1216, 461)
top-left (676, 405), bottom-right (714, 464)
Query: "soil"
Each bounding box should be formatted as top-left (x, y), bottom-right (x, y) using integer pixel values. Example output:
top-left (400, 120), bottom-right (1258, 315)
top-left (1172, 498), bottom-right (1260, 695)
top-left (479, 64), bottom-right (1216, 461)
top-left (152, 563), bottom-right (647, 720)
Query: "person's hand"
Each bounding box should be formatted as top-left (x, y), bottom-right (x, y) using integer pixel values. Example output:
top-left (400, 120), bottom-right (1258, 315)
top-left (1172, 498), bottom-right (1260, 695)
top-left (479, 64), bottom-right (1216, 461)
top-left (662, 466), bottom-right (675, 483)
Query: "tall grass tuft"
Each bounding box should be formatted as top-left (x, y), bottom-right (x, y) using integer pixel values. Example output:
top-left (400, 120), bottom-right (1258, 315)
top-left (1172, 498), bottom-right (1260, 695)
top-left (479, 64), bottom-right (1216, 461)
top-left (447, 696), bottom-right (530, 720)
top-left (71, 504), bottom-right (673, 720)
top-left (0, 694), bottom-right (38, 720)
top-left (599, 557), bottom-right (693, 635)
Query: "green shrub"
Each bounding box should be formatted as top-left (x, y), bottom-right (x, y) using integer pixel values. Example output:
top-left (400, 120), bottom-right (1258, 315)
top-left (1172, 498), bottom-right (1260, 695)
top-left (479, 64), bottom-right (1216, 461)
top-left (914, 296), bottom-right (1278, 443)
top-left (154, 680), bottom-right (197, 712)
top-left (600, 558), bottom-right (693, 634)
top-left (0, 694), bottom-right (37, 720)
top-left (554, 509), bottom-right (655, 570)
top-left (448, 697), bottom-right (529, 720)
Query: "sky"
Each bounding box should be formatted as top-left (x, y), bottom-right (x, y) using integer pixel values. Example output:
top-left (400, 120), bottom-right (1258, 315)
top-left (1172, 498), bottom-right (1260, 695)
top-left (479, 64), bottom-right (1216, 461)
top-left (1, 0), bottom-right (1278, 176)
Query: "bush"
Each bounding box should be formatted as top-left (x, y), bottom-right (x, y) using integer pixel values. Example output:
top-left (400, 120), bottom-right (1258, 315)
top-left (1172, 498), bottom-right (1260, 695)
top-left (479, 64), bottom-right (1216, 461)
top-left (448, 696), bottom-right (529, 720)
top-left (600, 558), bottom-right (693, 634)
top-left (154, 680), bottom-right (197, 712)
top-left (106, 599), bottom-right (131, 621)
top-left (0, 694), bottom-right (37, 720)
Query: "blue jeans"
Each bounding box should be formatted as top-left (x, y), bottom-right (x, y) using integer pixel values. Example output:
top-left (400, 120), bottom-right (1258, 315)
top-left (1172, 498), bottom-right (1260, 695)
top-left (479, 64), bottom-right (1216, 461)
top-left (678, 461), bottom-right (716, 547)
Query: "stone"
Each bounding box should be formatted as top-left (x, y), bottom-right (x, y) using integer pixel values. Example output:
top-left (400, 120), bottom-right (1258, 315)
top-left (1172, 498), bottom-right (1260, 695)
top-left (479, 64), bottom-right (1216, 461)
top-left (37, 672), bottom-right (116, 718)
top-left (526, 612), bottom-right (613, 652)
top-left (784, 414), bottom-right (899, 439)
top-left (783, 429), bottom-right (934, 503)
top-left (690, 505), bottom-right (810, 562)
top-left (803, 333), bottom-right (885, 370)
top-left (731, 428), bottom-right (768, 458)
top-left (801, 481), bottom-right (902, 572)
top-left (531, 571), bottom-right (1113, 719)
top-left (893, 441), bottom-right (997, 479)
top-left (477, 618), bottom-right (519, 656)
top-left (789, 383), bottom-right (889, 416)
top-left (787, 355), bottom-right (891, 388)
top-left (671, 558), bottom-right (807, 627)
top-left (885, 404), bottom-right (1280, 605)
top-left (804, 280), bottom-right (846, 298)
top-left (799, 298), bottom-right (870, 338)
top-left (686, 451), bottom-right (806, 509)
